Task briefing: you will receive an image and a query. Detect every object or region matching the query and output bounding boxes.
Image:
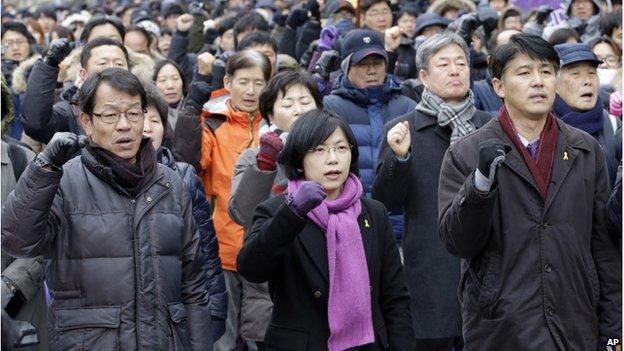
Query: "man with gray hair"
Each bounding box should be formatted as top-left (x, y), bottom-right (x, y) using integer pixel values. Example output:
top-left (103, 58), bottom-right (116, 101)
top-left (373, 32), bottom-right (491, 351)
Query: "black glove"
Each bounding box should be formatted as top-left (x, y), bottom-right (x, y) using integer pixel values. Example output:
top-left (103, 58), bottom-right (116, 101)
top-left (43, 38), bottom-right (75, 68)
top-left (286, 8), bottom-right (309, 29)
top-left (455, 13), bottom-right (481, 45)
top-left (477, 139), bottom-right (511, 180)
top-left (477, 7), bottom-right (498, 37)
top-left (187, 81), bottom-right (213, 111)
top-left (535, 5), bottom-right (554, 25)
top-left (305, 0), bottom-right (320, 21)
top-left (37, 132), bottom-right (87, 169)
top-left (273, 12), bottom-right (287, 27)
top-left (313, 50), bottom-right (341, 80)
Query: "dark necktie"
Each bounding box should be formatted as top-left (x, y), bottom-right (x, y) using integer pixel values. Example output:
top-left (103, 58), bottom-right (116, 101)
top-left (526, 140), bottom-right (540, 159)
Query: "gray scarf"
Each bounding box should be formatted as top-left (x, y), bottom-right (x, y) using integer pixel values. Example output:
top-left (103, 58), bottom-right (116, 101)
top-left (416, 88), bottom-right (476, 144)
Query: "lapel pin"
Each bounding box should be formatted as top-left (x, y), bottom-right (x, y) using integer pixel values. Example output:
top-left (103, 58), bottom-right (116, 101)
top-left (563, 151), bottom-right (569, 160)
top-left (364, 219), bottom-right (370, 228)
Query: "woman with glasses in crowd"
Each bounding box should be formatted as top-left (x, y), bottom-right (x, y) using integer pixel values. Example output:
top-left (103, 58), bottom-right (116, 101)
top-left (238, 110), bottom-right (415, 350)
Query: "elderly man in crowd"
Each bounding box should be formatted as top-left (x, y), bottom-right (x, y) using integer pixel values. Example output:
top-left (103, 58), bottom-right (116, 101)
top-left (2, 68), bottom-right (212, 350)
top-left (324, 29), bottom-right (416, 243)
top-left (374, 32), bottom-right (491, 351)
top-left (553, 42), bottom-right (621, 186)
top-left (438, 33), bottom-right (621, 350)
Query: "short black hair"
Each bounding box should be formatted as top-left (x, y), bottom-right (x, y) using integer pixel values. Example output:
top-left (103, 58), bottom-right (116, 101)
top-left (548, 27), bottom-right (581, 45)
top-left (153, 59), bottom-right (188, 97)
top-left (1, 21), bottom-right (35, 47)
top-left (35, 6), bottom-right (57, 21)
top-left (125, 25), bottom-right (152, 48)
top-left (81, 15), bottom-right (126, 43)
top-left (361, 0), bottom-right (392, 13)
top-left (53, 25), bottom-right (75, 42)
top-left (238, 31), bottom-right (277, 54)
top-left (600, 10), bottom-right (622, 37)
top-left (397, 5), bottom-right (419, 20)
top-left (259, 70), bottom-right (322, 124)
top-left (278, 109), bottom-right (359, 180)
top-left (490, 33), bottom-right (559, 80)
top-left (162, 3), bottom-right (185, 19)
top-left (79, 68), bottom-right (147, 117)
top-left (80, 37), bottom-right (129, 68)
top-left (233, 12), bottom-right (269, 49)
top-left (217, 16), bottom-right (237, 36)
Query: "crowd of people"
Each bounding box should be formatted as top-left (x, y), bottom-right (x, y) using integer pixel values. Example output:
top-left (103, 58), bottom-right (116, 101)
top-left (0, 0), bottom-right (622, 350)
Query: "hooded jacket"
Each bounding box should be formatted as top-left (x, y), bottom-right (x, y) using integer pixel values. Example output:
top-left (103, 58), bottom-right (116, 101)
top-left (173, 88), bottom-right (263, 271)
top-left (1, 149), bottom-right (213, 350)
top-left (324, 75), bottom-right (416, 238)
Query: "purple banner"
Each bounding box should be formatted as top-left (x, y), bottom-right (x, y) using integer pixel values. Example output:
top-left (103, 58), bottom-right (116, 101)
top-left (511, 0), bottom-right (564, 12)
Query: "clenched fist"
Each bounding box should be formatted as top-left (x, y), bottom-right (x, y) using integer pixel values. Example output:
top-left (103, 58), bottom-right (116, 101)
top-left (387, 121), bottom-right (410, 159)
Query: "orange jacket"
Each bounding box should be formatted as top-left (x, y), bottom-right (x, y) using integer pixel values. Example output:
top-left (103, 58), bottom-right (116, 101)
top-left (199, 88), bottom-right (262, 271)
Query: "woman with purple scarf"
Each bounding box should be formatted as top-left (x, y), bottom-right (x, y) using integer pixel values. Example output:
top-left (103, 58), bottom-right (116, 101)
top-left (237, 110), bottom-right (415, 351)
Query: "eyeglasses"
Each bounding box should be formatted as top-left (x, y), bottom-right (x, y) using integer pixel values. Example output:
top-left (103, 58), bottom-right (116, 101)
top-left (308, 144), bottom-right (352, 157)
top-left (92, 109), bottom-right (145, 124)
top-left (597, 55), bottom-right (621, 66)
top-left (3, 39), bottom-right (27, 47)
top-left (366, 9), bottom-right (391, 18)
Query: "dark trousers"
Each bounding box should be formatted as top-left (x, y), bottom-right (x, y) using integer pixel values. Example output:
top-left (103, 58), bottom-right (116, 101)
top-left (415, 337), bottom-right (464, 351)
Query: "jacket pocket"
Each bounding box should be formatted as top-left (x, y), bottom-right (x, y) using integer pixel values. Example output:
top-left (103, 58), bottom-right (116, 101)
top-left (51, 306), bottom-right (121, 351)
top-left (168, 302), bottom-right (192, 351)
top-left (477, 253), bottom-right (501, 316)
top-left (263, 323), bottom-right (309, 350)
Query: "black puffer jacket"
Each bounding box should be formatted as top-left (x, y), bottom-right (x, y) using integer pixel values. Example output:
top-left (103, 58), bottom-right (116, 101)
top-left (1, 148), bottom-right (212, 350)
top-left (158, 147), bottom-right (228, 328)
top-left (21, 60), bottom-right (83, 144)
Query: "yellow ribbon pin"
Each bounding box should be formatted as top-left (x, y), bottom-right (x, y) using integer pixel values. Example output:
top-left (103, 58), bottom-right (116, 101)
top-left (563, 151), bottom-right (568, 160)
top-left (364, 219), bottom-right (370, 228)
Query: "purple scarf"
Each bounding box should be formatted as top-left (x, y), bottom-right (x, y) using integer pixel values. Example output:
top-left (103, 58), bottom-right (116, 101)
top-left (287, 174), bottom-right (374, 351)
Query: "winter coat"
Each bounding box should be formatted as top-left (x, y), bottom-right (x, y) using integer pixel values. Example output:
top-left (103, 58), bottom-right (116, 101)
top-left (168, 30), bottom-right (198, 85)
top-left (437, 117), bottom-right (622, 350)
top-left (472, 78), bottom-right (502, 117)
top-left (237, 195), bottom-right (416, 351)
top-left (392, 35), bottom-right (417, 81)
top-left (1, 140), bottom-right (48, 351)
top-left (1, 150), bottom-right (212, 351)
top-left (373, 109), bottom-right (491, 339)
top-left (324, 75), bottom-right (416, 238)
top-left (173, 88), bottom-right (263, 271)
top-left (158, 147), bottom-right (228, 330)
top-left (21, 51), bottom-right (155, 145)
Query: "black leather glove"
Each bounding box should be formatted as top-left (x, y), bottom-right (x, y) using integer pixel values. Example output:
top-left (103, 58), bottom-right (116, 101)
top-left (305, 0), bottom-right (320, 21)
top-left (455, 13), bottom-right (481, 45)
top-left (286, 8), bottom-right (309, 29)
top-left (37, 132), bottom-right (86, 169)
top-left (187, 81), bottom-right (213, 111)
top-left (313, 50), bottom-right (340, 80)
top-left (477, 139), bottom-right (511, 180)
top-left (535, 5), bottom-right (554, 25)
top-left (43, 38), bottom-right (75, 68)
top-left (477, 7), bottom-right (498, 37)
top-left (273, 12), bottom-right (287, 27)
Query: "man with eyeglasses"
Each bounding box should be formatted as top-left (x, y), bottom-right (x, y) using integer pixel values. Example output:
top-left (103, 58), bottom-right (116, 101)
top-left (360, 0), bottom-right (393, 35)
top-left (553, 43), bottom-right (621, 186)
top-left (2, 68), bottom-right (213, 350)
top-left (324, 29), bottom-right (416, 246)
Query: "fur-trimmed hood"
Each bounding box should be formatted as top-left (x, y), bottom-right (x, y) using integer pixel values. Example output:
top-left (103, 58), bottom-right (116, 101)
top-left (63, 47), bottom-right (157, 88)
top-left (428, 0), bottom-right (476, 16)
top-left (11, 54), bottom-right (42, 95)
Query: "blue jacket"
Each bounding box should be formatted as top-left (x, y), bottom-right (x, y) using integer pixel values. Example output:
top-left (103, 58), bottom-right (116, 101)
top-left (323, 74), bottom-right (416, 239)
top-left (158, 147), bottom-right (228, 340)
top-left (472, 78), bottom-right (502, 117)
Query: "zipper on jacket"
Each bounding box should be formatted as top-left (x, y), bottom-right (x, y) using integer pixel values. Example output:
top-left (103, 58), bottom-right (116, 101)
top-left (130, 197), bottom-right (143, 350)
top-left (247, 112), bottom-right (255, 148)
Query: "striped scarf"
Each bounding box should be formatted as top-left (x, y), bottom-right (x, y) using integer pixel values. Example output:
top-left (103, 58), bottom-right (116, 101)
top-left (416, 88), bottom-right (476, 144)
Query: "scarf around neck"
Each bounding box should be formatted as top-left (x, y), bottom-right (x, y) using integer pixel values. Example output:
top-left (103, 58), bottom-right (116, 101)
top-left (287, 174), bottom-right (374, 351)
top-left (498, 106), bottom-right (559, 199)
top-left (83, 137), bottom-right (157, 198)
top-left (417, 88), bottom-right (476, 144)
top-left (553, 95), bottom-right (604, 137)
